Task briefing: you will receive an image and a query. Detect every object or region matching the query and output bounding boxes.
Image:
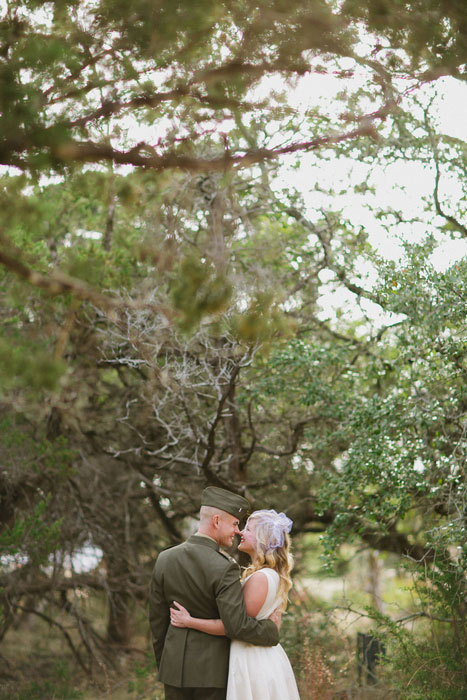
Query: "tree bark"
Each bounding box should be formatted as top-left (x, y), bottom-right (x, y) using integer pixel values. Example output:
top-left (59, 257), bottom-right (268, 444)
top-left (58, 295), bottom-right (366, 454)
top-left (105, 556), bottom-right (133, 646)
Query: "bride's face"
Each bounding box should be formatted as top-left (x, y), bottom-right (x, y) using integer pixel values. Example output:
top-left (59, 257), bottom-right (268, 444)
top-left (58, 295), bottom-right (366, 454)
top-left (238, 519), bottom-right (257, 557)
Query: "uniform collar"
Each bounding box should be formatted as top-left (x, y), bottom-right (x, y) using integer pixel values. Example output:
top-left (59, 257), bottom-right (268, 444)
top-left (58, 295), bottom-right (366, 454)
top-left (188, 534), bottom-right (220, 552)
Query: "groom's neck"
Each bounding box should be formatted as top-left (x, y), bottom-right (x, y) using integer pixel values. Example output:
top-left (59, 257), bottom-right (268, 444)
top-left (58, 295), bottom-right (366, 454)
top-left (195, 530), bottom-right (217, 544)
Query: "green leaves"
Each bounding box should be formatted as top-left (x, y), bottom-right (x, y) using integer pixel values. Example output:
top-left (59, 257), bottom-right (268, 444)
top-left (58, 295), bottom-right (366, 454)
top-left (170, 255), bottom-right (233, 332)
top-left (0, 338), bottom-right (66, 392)
top-left (0, 497), bottom-right (62, 566)
top-left (231, 291), bottom-right (296, 344)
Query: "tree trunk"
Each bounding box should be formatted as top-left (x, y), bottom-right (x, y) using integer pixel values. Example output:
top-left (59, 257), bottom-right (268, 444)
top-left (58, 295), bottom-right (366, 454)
top-left (105, 557), bottom-right (132, 646)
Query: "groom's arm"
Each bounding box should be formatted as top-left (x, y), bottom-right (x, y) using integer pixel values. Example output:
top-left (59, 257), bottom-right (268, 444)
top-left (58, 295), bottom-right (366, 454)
top-left (148, 562), bottom-right (170, 666)
top-left (215, 564), bottom-right (279, 646)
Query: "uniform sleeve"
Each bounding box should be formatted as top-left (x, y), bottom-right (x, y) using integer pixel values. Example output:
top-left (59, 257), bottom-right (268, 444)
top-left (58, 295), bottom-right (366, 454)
top-left (148, 562), bottom-right (170, 667)
top-left (215, 563), bottom-right (279, 646)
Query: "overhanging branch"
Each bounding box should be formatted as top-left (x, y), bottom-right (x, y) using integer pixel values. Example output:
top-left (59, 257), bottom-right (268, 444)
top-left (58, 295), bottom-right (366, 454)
top-left (53, 123), bottom-right (378, 173)
top-left (0, 235), bottom-right (173, 315)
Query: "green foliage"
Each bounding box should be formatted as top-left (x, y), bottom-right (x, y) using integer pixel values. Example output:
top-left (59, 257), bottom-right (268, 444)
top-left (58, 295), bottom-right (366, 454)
top-left (0, 337), bottom-right (66, 392)
top-left (311, 248), bottom-right (467, 549)
top-left (0, 660), bottom-right (84, 700)
top-left (364, 608), bottom-right (467, 700)
top-left (230, 291), bottom-right (296, 345)
top-left (170, 255), bottom-right (232, 332)
top-left (388, 629), bottom-right (467, 700)
top-left (0, 421), bottom-right (75, 472)
top-left (0, 496), bottom-right (62, 565)
top-left (280, 595), bottom-right (349, 699)
top-left (342, 0), bottom-right (467, 73)
top-left (127, 655), bottom-right (159, 696)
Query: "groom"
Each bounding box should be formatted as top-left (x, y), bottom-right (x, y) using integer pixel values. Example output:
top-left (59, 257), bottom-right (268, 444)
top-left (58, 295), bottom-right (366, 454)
top-left (149, 486), bottom-right (280, 700)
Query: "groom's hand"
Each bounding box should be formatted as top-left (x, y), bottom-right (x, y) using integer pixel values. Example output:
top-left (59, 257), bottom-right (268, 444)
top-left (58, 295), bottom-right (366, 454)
top-left (269, 607), bottom-right (282, 632)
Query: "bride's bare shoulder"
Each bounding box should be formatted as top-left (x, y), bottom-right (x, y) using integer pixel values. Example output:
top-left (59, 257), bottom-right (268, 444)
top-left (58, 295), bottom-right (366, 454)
top-left (243, 571), bottom-right (268, 616)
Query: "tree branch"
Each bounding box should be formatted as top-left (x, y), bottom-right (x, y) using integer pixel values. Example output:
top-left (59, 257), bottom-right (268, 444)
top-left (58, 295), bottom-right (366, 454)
top-left (142, 482), bottom-right (182, 544)
top-left (285, 208), bottom-right (381, 305)
top-left (424, 110), bottom-right (467, 238)
top-left (52, 123), bottom-right (378, 173)
top-left (254, 420), bottom-right (309, 457)
top-left (200, 362), bottom-right (243, 486)
top-left (0, 234), bottom-right (173, 315)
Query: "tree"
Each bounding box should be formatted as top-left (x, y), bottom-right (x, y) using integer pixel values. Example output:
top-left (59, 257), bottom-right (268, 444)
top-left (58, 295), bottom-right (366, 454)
top-left (1, 0), bottom-right (466, 307)
top-left (1, 2), bottom-right (466, 694)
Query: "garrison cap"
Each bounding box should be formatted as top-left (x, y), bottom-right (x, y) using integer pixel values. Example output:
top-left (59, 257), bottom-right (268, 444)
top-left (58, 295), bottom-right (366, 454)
top-left (201, 486), bottom-right (250, 518)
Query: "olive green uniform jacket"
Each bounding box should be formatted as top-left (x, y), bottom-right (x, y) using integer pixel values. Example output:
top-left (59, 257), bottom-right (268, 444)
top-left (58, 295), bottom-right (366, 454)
top-left (149, 534), bottom-right (279, 688)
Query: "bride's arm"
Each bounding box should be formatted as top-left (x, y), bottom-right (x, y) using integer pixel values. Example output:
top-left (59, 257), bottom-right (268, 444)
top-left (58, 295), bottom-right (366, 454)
top-left (170, 572), bottom-right (272, 637)
top-left (170, 601), bottom-right (226, 636)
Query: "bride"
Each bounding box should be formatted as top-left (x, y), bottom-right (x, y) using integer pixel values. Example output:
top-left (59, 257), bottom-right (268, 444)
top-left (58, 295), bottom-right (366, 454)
top-left (170, 509), bottom-right (301, 700)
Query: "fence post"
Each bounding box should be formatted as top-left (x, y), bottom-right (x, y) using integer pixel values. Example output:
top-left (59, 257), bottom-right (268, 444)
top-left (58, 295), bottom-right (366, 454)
top-left (357, 632), bottom-right (386, 685)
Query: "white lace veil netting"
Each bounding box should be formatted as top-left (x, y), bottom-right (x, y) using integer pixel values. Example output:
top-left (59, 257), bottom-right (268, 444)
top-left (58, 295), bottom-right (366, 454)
top-left (249, 509), bottom-right (293, 550)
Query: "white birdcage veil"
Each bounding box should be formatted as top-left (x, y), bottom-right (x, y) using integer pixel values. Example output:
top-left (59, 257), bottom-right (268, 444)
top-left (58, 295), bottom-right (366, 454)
top-left (249, 509), bottom-right (293, 550)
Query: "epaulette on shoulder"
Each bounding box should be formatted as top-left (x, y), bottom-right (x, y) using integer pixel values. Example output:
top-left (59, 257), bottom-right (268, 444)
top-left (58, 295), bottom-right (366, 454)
top-left (219, 549), bottom-right (239, 566)
top-left (159, 541), bottom-right (181, 554)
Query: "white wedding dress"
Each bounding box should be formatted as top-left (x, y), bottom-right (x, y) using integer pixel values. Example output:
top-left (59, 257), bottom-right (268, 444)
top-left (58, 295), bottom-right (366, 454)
top-left (227, 568), bottom-right (301, 700)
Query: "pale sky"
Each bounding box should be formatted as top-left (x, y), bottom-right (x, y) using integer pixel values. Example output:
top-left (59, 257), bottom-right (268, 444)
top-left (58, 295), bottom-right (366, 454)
top-left (267, 72), bottom-right (467, 327)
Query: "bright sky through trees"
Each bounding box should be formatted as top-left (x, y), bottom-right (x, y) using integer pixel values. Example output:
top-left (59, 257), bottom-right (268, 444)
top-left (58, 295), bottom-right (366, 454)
top-left (253, 71), bottom-right (467, 327)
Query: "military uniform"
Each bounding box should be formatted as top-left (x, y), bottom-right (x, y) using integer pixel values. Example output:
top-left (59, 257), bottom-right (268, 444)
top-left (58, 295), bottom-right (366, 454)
top-left (149, 489), bottom-right (279, 699)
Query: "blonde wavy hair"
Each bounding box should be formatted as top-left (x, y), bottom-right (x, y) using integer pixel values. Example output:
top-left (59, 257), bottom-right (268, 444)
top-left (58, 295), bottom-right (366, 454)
top-left (241, 510), bottom-right (294, 610)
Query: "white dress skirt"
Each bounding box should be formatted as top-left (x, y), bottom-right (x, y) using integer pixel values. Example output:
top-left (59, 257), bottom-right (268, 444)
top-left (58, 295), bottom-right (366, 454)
top-left (227, 568), bottom-right (301, 700)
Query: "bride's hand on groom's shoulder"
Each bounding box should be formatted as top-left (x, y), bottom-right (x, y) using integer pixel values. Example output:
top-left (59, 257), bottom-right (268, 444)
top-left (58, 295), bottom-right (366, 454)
top-left (268, 607), bottom-right (282, 632)
top-left (170, 600), bottom-right (191, 628)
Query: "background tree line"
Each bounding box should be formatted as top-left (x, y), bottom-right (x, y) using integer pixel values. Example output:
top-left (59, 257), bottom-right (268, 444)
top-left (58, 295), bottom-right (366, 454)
top-left (0, 1), bottom-right (466, 697)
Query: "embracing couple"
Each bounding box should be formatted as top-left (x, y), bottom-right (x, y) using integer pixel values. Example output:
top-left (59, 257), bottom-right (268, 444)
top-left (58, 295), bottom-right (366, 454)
top-left (149, 486), bottom-right (301, 700)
